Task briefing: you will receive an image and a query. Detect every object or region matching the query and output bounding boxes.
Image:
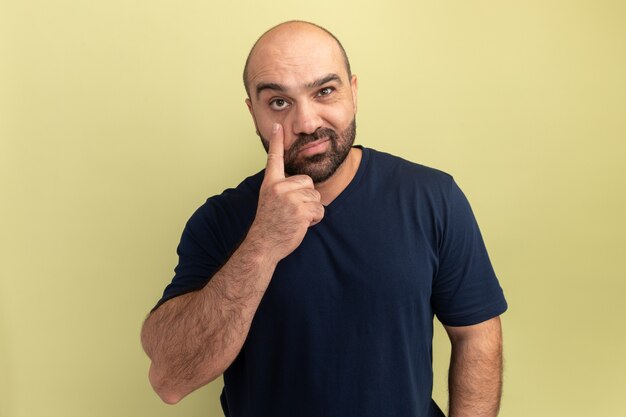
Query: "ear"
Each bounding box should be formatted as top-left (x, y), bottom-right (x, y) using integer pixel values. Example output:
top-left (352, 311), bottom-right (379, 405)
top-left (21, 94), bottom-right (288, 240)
top-left (245, 98), bottom-right (260, 135)
top-left (350, 74), bottom-right (358, 114)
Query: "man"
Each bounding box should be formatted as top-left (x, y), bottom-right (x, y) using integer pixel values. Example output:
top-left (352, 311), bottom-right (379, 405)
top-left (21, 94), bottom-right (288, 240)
top-left (141, 20), bottom-right (507, 417)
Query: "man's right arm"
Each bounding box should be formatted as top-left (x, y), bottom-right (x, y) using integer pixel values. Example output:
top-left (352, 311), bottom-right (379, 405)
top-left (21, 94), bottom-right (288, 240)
top-left (140, 123), bottom-right (324, 404)
top-left (140, 232), bottom-right (278, 404)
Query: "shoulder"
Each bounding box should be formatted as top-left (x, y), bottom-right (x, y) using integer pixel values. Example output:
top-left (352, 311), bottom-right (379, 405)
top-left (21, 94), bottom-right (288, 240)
top-left (203, 170), bottom-right (263, 209)
top-left (208, 170), bottom-right (264, 209)
top-left (363, 147), bottom-right (456, 192)
top-left (185, 170), bottom-right (264, 234)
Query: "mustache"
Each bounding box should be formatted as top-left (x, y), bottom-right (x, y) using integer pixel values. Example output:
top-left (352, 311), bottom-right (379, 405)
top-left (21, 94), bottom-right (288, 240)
top-left (290, 128), bottom-right (338, 152)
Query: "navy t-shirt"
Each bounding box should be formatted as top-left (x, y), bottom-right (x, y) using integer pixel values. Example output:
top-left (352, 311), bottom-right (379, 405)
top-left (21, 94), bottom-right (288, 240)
top-left (154, 146), bottom-right (508, 417)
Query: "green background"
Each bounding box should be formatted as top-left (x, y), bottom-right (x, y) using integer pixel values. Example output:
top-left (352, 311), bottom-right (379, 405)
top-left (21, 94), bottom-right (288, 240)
top-left (1, 1), bottom-right (625, 416)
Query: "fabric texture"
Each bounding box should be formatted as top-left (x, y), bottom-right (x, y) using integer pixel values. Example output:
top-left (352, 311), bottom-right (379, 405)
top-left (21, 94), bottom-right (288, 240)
top-left (154, 146), bottom-right (507, 417)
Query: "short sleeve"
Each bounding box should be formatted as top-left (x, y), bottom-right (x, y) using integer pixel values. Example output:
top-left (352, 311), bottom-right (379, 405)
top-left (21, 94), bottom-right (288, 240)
top-left (150, 173), bottom-right (262, 312)
top-left (151, 202), bottom-right (230, 312)
top-left (431, 178), bottom-right (507, 326)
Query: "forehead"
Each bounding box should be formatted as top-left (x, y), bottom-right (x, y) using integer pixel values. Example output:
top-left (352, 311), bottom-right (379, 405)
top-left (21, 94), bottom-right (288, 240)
top-left (247, 27), bottom-right (347, 93)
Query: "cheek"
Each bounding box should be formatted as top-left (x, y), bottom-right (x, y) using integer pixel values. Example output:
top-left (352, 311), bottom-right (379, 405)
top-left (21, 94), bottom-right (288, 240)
top-left (257, 109), bottom-right (289, 132)
top-left (256, 118), bottom-right (297, 150)
top-left (327, 107), bottom-right (354, 129)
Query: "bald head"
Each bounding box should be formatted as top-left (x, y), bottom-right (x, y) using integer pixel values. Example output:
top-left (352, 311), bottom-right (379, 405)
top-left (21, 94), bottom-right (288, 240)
top-left (243, 21), bottom-right (352, 97)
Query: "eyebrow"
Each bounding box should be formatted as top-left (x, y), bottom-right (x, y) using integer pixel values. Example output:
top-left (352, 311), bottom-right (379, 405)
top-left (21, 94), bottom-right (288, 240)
top-left (255, 73), bottom-right (343, 98)
top-left (306, 73), bottom-right (343, 89)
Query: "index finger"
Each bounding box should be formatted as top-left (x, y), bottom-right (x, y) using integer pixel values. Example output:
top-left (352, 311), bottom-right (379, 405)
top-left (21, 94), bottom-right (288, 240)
top-left (265, 123), bottom-right (285, 181)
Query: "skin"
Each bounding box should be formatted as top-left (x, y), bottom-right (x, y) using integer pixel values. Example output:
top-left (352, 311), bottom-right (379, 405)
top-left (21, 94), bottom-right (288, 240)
top-left (445, 317), bottom-right (504, 417)
top-left (244, 21), bottom-right (361, 205)
top-left (141, 21), bottom-right (504, 415)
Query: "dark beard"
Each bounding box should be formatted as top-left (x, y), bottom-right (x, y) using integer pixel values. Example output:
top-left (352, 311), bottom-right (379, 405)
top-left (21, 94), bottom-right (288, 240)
top-left (260, 118), bottom-right (357, 184)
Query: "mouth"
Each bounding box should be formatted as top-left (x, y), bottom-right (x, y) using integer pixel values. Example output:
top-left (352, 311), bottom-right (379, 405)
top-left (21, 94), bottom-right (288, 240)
top-left (298, 138), bottom-right (330, 155)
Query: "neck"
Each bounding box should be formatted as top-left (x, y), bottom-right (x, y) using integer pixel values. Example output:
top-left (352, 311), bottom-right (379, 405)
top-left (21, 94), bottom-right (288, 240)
top-left (314, 147), bottom-right (362, 206)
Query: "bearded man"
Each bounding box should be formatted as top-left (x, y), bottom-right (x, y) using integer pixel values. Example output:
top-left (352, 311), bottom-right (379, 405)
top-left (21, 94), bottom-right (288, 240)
top-left (141, 20), bottom-right (507, 417)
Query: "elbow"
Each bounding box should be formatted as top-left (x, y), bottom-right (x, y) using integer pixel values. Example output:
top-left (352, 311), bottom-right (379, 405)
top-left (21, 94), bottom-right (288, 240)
top-left (148, 363), bottom-right (185, 405)
top-left (148, 362), bottom-right (223, 405)
top-left (157, 391), bottom-right (183, 406)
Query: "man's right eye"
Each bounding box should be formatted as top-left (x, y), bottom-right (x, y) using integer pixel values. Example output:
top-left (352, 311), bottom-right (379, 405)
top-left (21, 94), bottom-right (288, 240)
top-left (269, 98), bottom-right (289, 110)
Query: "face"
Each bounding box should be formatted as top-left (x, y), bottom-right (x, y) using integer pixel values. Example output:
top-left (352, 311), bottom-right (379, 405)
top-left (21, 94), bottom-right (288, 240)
top-left (245, 25), bottom-right (358, 183)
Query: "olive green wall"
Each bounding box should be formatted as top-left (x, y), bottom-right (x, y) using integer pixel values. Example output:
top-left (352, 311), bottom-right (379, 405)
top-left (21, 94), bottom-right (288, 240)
top-left (1, 1), bottom-right (624, 416)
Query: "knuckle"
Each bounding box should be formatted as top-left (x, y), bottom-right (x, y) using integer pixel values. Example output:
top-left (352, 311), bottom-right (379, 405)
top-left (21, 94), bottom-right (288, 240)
top-left (296, 204), bottom-right (310, 219)
top-left (296, 188), bottom-right (319, 202)
top-left (305, 189), bottom-right (320, 202)
top-left (291, 175), bottom-right (313, 187)
top-left (316, 204), bottom-right (325, 218)
top-left (267, 182), bottom-right (283, 198)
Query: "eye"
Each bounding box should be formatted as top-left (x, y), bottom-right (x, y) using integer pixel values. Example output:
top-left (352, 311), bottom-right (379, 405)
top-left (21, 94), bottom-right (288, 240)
top-left (269, 98), bottom-right (290, 111)
top-left (317, 87), bottom-right (334, 97)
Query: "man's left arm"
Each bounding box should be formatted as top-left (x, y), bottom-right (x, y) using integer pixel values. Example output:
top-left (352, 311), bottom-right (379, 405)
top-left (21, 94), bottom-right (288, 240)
top-left (443, 316), bottom-right (503, 417)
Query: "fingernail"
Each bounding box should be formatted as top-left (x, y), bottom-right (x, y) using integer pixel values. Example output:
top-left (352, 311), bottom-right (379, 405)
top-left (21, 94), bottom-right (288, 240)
top-left (272, 123), bottom-right (279, 133)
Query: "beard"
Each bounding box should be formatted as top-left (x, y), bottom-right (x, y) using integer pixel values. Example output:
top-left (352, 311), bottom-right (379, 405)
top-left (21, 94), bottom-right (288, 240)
top-left (260, 118), bottom-right (357, 184)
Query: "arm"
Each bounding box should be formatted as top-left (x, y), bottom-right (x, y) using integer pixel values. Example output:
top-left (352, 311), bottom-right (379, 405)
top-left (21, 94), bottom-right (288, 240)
top-left (141, 123), bottom-right (324, 404)
top-left (443, 316), bottom-right (504, 417)
top-left (141, 236), bottom-right (276, 404)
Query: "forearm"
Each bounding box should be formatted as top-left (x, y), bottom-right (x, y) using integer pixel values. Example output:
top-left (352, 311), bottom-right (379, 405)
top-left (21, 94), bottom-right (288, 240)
top-left (142, 123), bottom-right (324, 404)
top-left (141, 234), bottom-right (277, 404)
top-left (446, 318), bottom-right (503, 417)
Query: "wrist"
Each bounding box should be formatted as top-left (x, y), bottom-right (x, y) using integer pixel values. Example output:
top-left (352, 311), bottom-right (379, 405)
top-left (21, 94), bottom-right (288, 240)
top-left (244, 223), bottom-right (282, 265)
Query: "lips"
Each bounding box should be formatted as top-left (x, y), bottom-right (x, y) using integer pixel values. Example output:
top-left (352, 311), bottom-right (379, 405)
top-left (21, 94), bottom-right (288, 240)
top-left (298, 137), bottom-right (330, 154)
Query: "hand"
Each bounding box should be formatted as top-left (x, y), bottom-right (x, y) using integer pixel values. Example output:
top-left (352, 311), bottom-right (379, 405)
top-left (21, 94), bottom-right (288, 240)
top-left (248, 123), bottom-right (324, 263)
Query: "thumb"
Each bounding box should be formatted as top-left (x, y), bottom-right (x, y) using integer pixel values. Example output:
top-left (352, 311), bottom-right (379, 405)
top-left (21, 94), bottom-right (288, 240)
top-left (265, 123), bottom-right (285, 181)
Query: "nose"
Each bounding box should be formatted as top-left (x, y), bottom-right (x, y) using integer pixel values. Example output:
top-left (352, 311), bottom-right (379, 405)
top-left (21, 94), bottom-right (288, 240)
top-left (290, 101), bottom-right (323, 136)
